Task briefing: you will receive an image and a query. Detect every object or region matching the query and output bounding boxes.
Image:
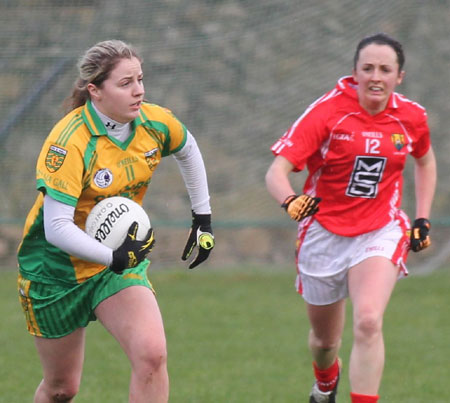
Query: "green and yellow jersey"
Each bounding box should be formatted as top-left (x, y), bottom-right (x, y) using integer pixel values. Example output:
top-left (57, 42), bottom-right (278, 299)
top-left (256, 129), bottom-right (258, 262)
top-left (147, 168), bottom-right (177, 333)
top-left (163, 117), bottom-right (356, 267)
top-left (18, 100), bottom-right (187, 284)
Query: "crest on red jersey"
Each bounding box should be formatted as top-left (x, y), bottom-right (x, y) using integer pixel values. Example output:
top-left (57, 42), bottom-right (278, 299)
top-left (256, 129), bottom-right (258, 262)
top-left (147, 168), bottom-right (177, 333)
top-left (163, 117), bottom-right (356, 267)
top-left (391, 133), bottom-right (405, 151)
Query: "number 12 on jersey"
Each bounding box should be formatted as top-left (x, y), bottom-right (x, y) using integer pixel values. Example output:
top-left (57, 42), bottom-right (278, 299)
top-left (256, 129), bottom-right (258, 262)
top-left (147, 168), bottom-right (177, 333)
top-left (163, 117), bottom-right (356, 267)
top-left (365, 138), bottom-right (380, 154)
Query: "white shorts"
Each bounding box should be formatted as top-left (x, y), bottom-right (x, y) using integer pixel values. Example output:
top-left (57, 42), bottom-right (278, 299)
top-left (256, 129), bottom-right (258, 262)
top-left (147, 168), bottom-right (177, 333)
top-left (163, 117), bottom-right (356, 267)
top-left (295, 216), bottom-right (410, 306)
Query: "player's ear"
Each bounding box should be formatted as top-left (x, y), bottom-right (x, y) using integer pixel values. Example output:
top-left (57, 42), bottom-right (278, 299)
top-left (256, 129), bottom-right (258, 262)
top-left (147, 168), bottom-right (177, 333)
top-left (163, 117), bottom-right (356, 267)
top-left (397, 70), bottom-right (405, 85)
top-left (352, 68), bottom-right (358, 83)
top-left (87, 83), bottom-right (101, 100)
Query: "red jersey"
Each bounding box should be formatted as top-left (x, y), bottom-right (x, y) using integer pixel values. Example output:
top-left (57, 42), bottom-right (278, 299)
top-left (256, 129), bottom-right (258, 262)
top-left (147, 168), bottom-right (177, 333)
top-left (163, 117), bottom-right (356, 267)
top-left (271, 76), bottom-right (431, 236)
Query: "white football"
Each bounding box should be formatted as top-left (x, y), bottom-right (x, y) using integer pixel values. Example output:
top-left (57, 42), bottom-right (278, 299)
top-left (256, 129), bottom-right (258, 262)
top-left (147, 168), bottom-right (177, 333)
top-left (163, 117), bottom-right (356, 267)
top-left (85, 196), bottom-right (151, 249)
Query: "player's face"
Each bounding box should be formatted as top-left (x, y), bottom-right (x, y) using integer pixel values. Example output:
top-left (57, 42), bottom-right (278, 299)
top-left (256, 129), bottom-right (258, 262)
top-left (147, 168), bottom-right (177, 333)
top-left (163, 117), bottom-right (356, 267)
top-left (89, 56), bottom-right (144, 123)
top-left (352, 44), bottom-right (404, 115)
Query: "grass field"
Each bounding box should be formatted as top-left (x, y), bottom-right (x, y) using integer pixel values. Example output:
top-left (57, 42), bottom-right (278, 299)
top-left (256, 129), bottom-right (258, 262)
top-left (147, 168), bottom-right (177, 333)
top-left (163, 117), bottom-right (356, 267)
top-left (1, 266), bottom-right (449, 402)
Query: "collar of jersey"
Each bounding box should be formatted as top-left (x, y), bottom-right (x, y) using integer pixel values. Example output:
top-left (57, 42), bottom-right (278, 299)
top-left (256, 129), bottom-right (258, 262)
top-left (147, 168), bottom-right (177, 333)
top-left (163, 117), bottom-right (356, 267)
top-left (82, 100), bottom-right (143, 137)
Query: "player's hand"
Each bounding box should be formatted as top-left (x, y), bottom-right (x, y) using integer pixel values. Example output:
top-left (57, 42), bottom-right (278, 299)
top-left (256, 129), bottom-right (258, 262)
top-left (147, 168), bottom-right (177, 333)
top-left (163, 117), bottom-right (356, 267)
top-left (281, 194), bottom-right (321, 222)
top-left (110, 222), bottom-right (155, 274)
top-left (182, 212), bottom-right (215, 269)
top-left (410, 218), bottom-right (431, 252)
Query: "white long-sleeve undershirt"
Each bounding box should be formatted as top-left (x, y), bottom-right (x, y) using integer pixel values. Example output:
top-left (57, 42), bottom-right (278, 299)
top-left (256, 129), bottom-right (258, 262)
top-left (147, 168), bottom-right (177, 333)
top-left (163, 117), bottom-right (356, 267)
top-left (44, 195), bottom-right (114, 265)
top-left (173, 132), bottom-right (211, 214)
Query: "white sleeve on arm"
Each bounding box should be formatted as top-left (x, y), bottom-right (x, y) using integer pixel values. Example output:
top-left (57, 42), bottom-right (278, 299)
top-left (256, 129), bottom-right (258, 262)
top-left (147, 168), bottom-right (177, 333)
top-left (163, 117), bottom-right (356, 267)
top-left (173, 131), bottom-right (211, 214)
top-left (43, 194), bottom-right (113, 266)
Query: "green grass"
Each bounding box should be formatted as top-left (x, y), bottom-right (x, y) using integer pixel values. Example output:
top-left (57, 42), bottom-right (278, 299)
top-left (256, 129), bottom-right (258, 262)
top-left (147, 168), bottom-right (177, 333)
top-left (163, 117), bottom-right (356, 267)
top-left (1, 266), bottom-right (449, 402)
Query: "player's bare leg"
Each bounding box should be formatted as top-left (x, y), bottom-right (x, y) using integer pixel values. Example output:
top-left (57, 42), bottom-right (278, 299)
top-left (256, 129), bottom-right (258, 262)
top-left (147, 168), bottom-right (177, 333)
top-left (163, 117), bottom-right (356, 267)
top-left (33, 328), bottom-right (86, 402)
top-left (348, 256), bottom-right (399, 395)
top-left (95, 286), bottom-right (169, 403)
top-left (307, 299), bottom-right (346, 369)
top-left (307, 299), bottom-right (345, 402)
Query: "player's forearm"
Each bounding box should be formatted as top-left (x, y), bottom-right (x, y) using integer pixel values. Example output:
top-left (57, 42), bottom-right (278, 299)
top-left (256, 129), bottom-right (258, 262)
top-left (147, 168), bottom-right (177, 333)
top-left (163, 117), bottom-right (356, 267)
top-left (414, 148), bottom-right (437, 219)
top-left (265, 156), bottom-right (297, 204)
top-left (44, 195), bottom-right (113, 265)
top-left (173, 131), bottom-right (211, 214)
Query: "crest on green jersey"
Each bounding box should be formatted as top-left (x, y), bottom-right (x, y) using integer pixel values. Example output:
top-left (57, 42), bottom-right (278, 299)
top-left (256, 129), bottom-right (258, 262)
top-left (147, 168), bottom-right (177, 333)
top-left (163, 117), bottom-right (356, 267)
top-left (144, 148), bottom-right (160, 171)
top-left (45, 145), bottom-right (67, 173)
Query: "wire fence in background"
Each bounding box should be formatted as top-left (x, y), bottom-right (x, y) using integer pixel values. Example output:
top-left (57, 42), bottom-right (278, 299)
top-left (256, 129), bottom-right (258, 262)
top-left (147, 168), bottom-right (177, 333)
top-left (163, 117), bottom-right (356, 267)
top-left (1, 0), bottom-right (449, 269)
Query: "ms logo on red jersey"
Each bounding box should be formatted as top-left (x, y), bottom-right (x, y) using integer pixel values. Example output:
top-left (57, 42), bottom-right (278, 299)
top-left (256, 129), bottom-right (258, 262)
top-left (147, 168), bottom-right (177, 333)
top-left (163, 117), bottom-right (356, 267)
top-left (346, 156), bottom-right (387, 198)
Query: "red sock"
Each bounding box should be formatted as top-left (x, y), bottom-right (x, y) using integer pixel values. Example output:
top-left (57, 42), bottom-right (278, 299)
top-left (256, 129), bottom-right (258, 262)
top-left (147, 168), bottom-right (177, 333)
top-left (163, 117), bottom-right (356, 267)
top-left (350, 392), bottom-right (379, 402)
top-left (313, 359), bottom-right (340, 392)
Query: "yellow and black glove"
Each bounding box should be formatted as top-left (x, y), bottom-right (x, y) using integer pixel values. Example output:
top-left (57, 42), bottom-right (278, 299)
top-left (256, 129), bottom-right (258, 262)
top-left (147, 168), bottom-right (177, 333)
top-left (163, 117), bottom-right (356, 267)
top-left (281, 194), bottom-right (321, 222)
top-left (182, 212), bottom-right (215, 269)
top-left (110, 222), bottom-right (155, 274)
top-left (410, 218), bottom-right (431, 252)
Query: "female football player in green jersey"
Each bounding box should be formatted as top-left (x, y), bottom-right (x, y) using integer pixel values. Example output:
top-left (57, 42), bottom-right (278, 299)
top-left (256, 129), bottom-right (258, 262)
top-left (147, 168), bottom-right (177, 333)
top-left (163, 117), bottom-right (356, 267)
top-left (17, 40), bottom-right (214, 402)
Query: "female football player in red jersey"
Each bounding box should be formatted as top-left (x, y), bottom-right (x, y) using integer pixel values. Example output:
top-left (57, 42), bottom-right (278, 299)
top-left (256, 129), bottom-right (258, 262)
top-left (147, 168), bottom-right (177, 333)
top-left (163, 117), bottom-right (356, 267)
top-left (17, 40), bottom-right (214, 403)
top-left (266, 33), bottom-right (436, 403)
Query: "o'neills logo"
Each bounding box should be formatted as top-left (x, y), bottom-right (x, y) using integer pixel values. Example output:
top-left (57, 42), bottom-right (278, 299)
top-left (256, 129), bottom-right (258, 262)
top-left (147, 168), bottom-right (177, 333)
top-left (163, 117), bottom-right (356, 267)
top-left (92, 202), bottom-right (130, 242)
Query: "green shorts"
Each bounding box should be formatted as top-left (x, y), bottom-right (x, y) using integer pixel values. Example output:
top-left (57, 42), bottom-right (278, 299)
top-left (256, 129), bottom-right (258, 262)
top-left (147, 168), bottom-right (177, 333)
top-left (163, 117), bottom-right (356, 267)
top-left (17, 260), bottom-right (154, 339)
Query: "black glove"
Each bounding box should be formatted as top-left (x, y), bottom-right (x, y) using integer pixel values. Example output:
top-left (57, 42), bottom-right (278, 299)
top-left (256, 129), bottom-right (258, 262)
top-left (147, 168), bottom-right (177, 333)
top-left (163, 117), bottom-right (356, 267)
top-left (281, 194), bottom-right (321, 222)
top-left (410, 218), bottom-right (431, 252)
top-left (182, 212), bottom-right (215, 269)
top-left (110, 222), bottom-right (155, 274)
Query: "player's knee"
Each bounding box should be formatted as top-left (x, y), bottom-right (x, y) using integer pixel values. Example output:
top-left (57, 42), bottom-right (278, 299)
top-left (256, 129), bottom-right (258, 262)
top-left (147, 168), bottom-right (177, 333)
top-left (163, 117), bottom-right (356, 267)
top-left (42, 378), bottom-right (80, 403)
top-left (45, 381), bottom-right (79, 402)
top-left (52, 391), bottom-right (78, 402)
top-left (137, 344), bottom-right (168, 376)
top-left (354, 312), bottom-right (382, 342)
top-left (149, 346), bottom-right (168, 372)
